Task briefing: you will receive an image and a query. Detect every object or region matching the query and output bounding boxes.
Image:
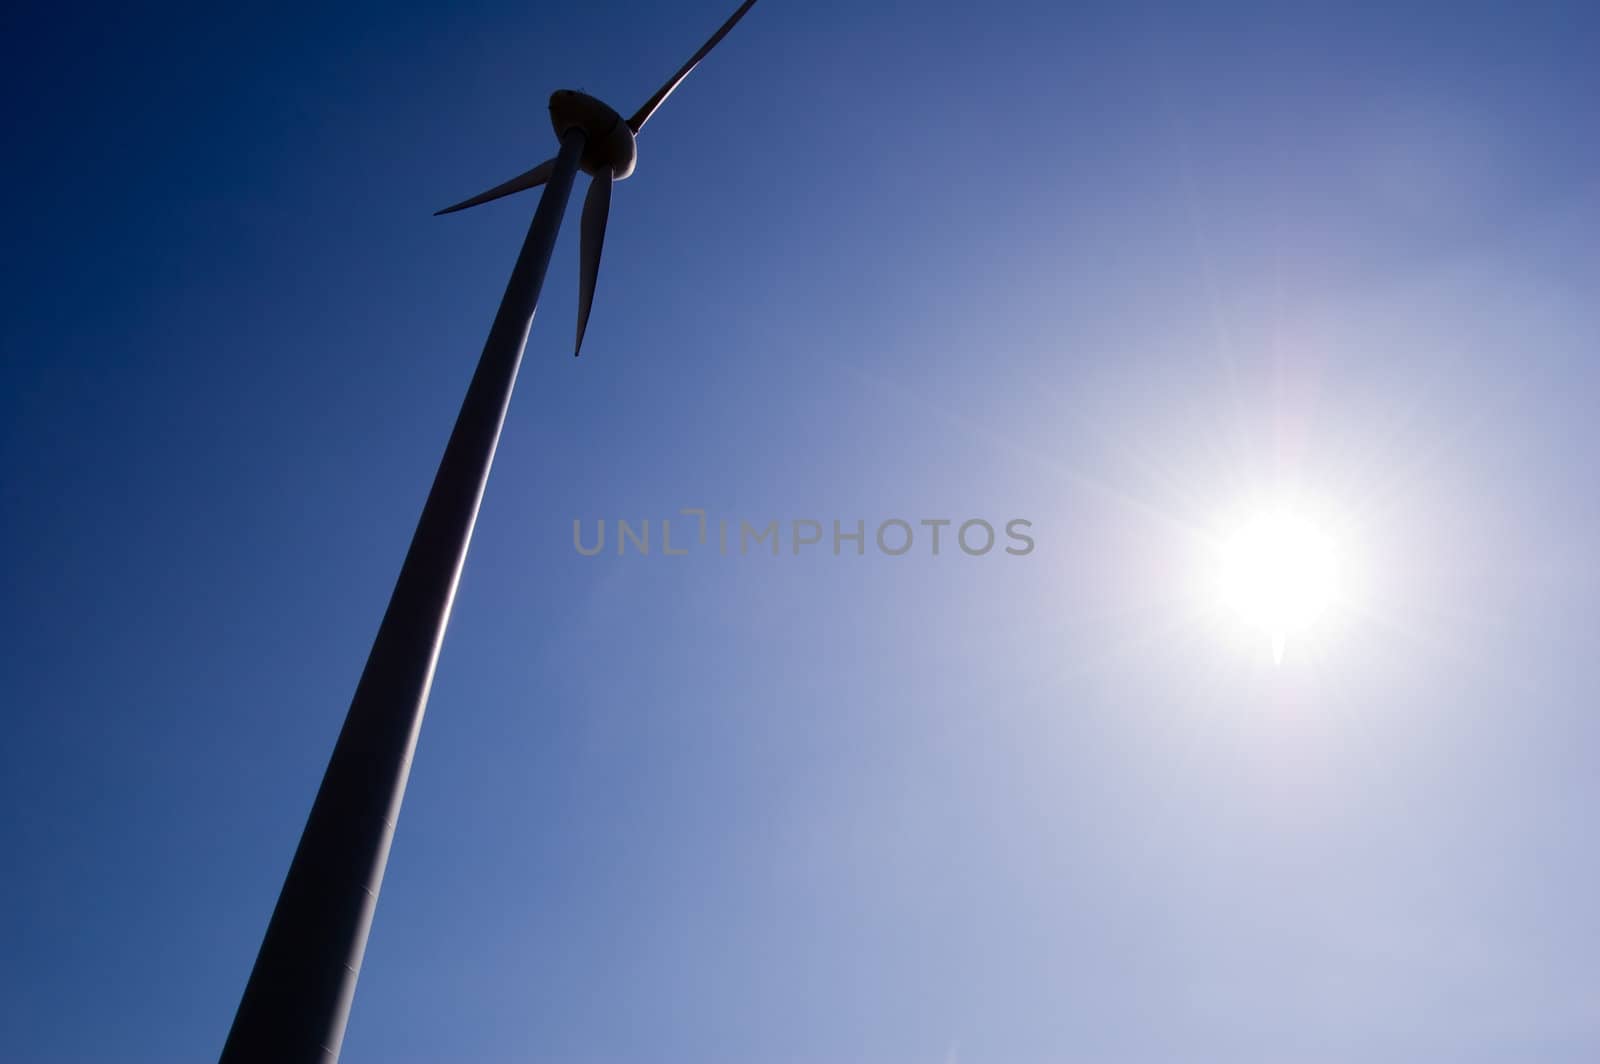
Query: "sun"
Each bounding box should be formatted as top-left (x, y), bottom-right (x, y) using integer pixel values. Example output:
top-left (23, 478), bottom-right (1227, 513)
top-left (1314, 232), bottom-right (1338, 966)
top-left (1217, 508), bottom-right (1341, 663)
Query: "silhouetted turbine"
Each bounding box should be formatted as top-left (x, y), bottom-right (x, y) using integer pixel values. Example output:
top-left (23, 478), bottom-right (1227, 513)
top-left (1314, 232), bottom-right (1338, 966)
top-left (218, 4), bottom-right (761, 1061)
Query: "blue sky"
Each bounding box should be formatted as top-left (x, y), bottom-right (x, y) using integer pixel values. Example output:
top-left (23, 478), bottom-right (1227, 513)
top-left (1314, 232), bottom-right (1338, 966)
top-left (4, 1), bottom-right (1600, 1060)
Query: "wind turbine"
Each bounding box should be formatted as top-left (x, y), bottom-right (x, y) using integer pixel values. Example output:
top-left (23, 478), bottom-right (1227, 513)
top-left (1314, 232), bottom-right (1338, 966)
top-left (218, 3), bottom-right (762, 1061)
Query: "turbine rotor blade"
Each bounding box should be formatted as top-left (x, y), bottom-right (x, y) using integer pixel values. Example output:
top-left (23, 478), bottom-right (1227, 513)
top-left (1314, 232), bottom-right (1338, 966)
top-left (434, 157), bottom-right (558, 216)
top-left (626, 0), bottom-right (760, 133)
top-left (574, 167), bottom-right (614, 357)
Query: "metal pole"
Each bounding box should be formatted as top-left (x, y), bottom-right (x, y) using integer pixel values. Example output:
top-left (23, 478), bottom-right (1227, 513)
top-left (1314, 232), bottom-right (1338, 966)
top-left (220, 127), bottom-right (588, 1064)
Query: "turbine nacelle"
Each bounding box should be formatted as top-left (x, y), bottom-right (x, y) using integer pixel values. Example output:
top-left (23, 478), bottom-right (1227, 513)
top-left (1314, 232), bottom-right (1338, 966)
top-left (549, 90), bottom-right (637, 181)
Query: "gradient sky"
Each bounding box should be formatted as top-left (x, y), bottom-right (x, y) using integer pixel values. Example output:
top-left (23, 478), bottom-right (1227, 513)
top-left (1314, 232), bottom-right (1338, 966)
top-left (4, 1), bottom-right (1600, 1061)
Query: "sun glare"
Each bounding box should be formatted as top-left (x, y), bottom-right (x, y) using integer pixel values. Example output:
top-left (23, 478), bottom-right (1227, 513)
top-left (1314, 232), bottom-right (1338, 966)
top-left (1218, 509), bottom-right (1340, 664)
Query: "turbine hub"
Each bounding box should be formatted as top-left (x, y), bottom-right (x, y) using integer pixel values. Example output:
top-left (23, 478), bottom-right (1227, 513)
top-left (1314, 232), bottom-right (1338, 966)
top-left (549, 90), bottom-right (637, 180)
